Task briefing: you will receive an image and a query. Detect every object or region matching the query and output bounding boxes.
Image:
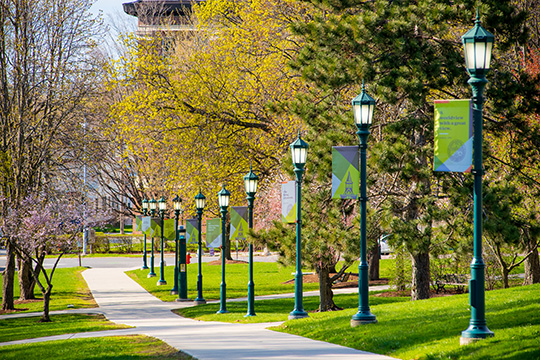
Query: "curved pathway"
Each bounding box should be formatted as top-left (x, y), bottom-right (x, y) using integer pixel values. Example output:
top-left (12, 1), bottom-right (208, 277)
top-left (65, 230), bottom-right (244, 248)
top-left (1, 265), bottom-right (395, 360)
top-left (82, 267), bottom-right (395, 359)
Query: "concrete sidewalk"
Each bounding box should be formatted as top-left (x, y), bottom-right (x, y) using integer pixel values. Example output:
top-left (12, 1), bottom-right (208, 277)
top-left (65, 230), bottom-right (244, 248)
top-left (1, 267), bottom-right (395, 359)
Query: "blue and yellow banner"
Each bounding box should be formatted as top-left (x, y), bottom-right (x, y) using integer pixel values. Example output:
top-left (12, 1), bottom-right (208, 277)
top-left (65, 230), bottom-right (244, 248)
top-left (332, 146), bottom-right (359, 199)
top-left (434, 100), bottom-right (473, 172)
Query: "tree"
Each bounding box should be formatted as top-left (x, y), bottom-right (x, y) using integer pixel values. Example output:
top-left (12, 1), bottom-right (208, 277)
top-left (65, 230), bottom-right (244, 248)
top-left (0, 0), bottom-right (104, 309)
top-left (105, 0), bottom-right (307, 213)
top-left (288, 0), bottom-right (532, 300)
top-left (1, 195), bottom-right (110, 321)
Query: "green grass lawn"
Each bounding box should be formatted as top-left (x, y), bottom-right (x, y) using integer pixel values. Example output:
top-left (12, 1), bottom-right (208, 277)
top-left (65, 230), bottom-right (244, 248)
top-left (0, 267), bottom-right (96, 313)
top-left (0, 335), bottom-right (195, 360)
top-left (0, 314), bottom-right (130, 342)
top-left (127, 261), bottom-right (322, 301)
top-left (272, 284), bottom-right (540, 360)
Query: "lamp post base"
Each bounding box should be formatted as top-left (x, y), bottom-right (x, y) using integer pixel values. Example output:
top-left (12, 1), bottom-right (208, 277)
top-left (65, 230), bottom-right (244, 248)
top-left (460, 326), bottom-right (494, 345)
top-left (170, 290), bottom-right (178, 295)
top-left (216, 309), bottom-right (229, 314)
top-left (351, 313), bottom-right (377, 327)
top-left (244, 313), bottom-right (256, 318)
top-left (147, 272), bottom-right (156, 278)
top-left (157, 280), bottom-right (167, 286)
top-left (288, 310), bottom-right (309, 320)
top-left (141, 266), bottom-right (149, 270)
top-left (194, 298), bottom-right (206, 305)
top-left (175, 298), bottom-right (192, 302)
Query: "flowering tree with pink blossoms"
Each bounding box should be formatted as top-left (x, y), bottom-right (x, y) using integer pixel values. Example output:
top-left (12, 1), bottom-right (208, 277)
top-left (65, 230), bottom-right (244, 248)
top-left (1, 195), bottom-right (112, 322)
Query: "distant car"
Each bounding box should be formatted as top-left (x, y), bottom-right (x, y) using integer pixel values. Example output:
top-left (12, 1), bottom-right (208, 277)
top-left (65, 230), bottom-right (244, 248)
top-left (379, 237), bottom-right (393, 255)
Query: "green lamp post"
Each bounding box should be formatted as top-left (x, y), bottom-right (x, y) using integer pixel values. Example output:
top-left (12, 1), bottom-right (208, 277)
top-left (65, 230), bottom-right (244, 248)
top-left (460, 10), bottom-right (495, 345)
top-left (217, 185), bottom-right (231, 314)
top-left (244, 165), bottom-right (259, 317)
top-left (171, 195), bottom-right (182, 295)
top-left (350, 81), bottom-right (377, 327)
top-left (288, 133), bottom-right (309, 320)
top-left (157, 196), bottom-right (167, 286)
top-left (194, 189), bottom-right (207, 305)
top-left (141, 198), bottom-right (149, 270)
top-left (147, 198), bottom-right (157, 278)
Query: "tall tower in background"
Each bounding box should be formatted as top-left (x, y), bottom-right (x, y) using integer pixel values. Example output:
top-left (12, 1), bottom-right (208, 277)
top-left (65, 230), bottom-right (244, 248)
top-left (123, 0), bottom-right (201, 36)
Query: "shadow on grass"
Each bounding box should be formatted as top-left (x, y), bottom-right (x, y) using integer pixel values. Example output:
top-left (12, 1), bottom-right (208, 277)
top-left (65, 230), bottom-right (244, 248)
top-left (176, 292), bottom-right (410, 324)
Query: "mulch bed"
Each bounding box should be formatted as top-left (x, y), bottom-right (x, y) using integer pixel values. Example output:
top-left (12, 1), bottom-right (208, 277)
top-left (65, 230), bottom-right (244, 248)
top-left (0, 298), bottom-right (43, 314)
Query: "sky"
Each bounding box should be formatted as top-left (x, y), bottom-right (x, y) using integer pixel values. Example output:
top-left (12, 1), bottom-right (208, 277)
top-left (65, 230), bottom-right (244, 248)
top-left (90, 0), bottom-right (137, 34)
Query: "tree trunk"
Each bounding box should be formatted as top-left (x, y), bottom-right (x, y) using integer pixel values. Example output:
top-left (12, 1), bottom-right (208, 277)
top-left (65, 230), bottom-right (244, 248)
top-left (501, 266), bottom-right (509, 288)
top-left (225, 237), bottom-right (232, 260)
top-left (411, 252), bottom-right (430, 300)
top-left (524, 241), bottom-right (540, 285)
top-left (17, 256), bottom-right (36, 300)
top-left (120, 215), bottom-right (125, 235)
top-left (39, 285), bottom-right (52, 322)
top-left (316, 265), bottom-right (341, 312)
top-left (2, 241), bottom-right (16, 311)
top-left (395, 246), bottom-right (406, 291)
top-left (368, 242), bottom-right (380, 281)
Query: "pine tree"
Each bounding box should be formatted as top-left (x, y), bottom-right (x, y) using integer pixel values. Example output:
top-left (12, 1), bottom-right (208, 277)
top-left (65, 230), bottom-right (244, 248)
top-left (288, 0), bottom-right (535, 300)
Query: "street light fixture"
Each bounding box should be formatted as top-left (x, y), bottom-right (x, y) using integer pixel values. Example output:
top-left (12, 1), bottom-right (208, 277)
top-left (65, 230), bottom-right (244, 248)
top-left (460, 9), bottom-right (495, 345)
top-left (171, 195), bottom-right (182, 295)
top-left (147, 198), bottom-right (157, 278)
top-left (244, 165), bottom-right (259, 317)
top-left (194, 189), bottom-right (207, 305)
top-left (157, 196), bottom-right (167, 286)
top-left (217, 185), bottom-right (231, 314)
top-left (351, 81), bottom-right (377, 327)
top-left (288, 132), bottom-right (309, 320)
top-left (141, 198), bottom-right (149, 270)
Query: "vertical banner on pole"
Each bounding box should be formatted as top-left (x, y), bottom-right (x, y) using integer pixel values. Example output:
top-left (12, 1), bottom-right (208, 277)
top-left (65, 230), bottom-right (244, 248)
top-left (163, 219), bottom-right (176, 240)
top-left (332, 146), bottom-right (360, 199)
top-left (186, 219), bottom-right (199, 245)
top-left (143, 218), bottom-right (161, 237)
top-left (135, 216), bottom-right (143, 232)
top-left (229, 207), bottom-right (248, 243)
top-left (281, 181), bottom-right (296, 223)
top-left (206, 218), bottom-right (221, 248)
top-left (150, 218), bottom-right (161, 237)
top-left (434, 99), bottom-right (473, 172)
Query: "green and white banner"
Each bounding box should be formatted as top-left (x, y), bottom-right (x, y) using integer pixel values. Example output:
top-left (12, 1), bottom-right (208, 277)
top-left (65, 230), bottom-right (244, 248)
top-left (281, 181), bottom-right (296, 223)
top-left (186, 218), bottom-right (199, 245)
top-left (135, 215), bottom-right (142, 232)
top-left (142, 217), bottom-right (160, 237)
top-left (332, 146), bottom-right (360, 199)
top-left (206, 218), bottom-right (221, 248)
top-left (230, 206), bottom-right (248, 242)
top-left (163, 219), bottom-right (176, 240)
top-left (434, 99), bottom-right (473, 172)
